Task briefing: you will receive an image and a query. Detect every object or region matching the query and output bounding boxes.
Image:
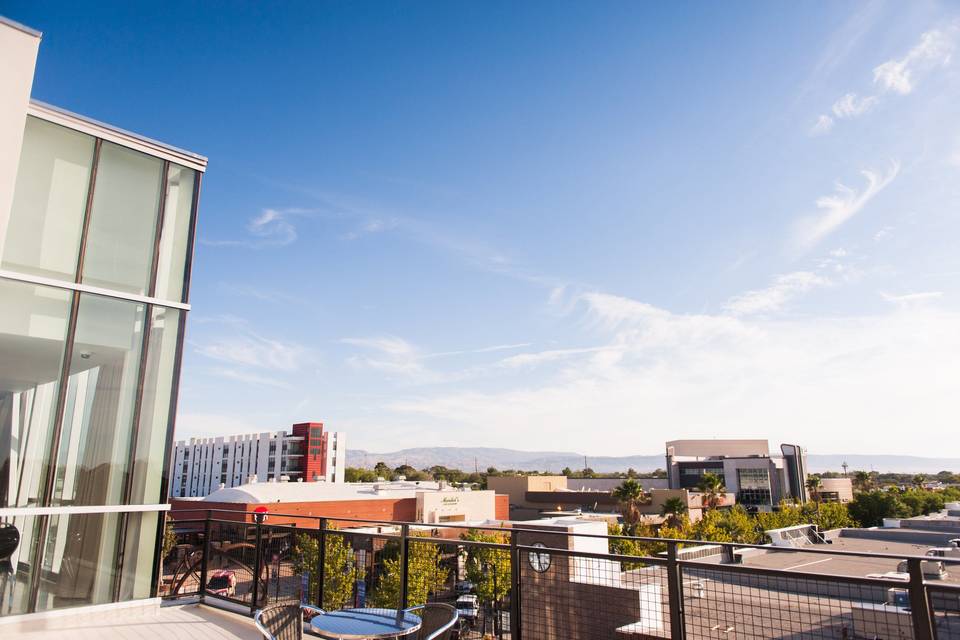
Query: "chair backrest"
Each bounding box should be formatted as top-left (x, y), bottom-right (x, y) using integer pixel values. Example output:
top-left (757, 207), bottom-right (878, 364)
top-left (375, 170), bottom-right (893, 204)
top-left (411, 603), bottom-right (459, 640)
top-left (254, 602), bottom-right (303, 640)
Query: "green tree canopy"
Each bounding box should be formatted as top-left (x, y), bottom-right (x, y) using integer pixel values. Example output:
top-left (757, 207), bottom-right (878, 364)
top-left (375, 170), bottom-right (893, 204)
top-left (460, 529), bottom-right (511, 604)
top-left (369, 535), bottom-right (448, 608)
top-left (294, 532), bottom-right (361, 610)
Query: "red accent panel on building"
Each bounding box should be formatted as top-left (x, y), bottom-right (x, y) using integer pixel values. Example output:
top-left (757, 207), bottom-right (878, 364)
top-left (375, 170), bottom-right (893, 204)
top-left (292, 422), bottom-right (326, 482)
top-left (495, 494), bottom-right (509, 520)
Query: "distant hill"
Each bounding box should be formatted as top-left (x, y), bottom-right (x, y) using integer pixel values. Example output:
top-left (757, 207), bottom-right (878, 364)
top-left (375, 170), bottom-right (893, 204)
top-left (346, 446), bottom-right (960, 475)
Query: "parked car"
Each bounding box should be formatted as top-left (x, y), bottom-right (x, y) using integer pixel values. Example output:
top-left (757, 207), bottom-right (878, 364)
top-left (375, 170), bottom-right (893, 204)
top-left (207, 569), bottom-right (237, 597)
top-left (456, 594), bottom-right (479, 622)
top-left (455, 580), bottom-right (475, 595)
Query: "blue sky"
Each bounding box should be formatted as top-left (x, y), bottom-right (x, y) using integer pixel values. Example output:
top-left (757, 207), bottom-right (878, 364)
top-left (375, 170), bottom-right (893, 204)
top-left (9, 1), bottom-right (960, 457)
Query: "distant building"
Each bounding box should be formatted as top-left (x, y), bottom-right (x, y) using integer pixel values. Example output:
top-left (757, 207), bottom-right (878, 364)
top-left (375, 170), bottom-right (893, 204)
top-left (818, 477), bottom-right (854, 503)
top-left (486, 474), bottom-right (732, 523)
top-left (665, 439), bottom-right (809, 510)
top-left (169, 422), bottom-right (345, 498)
top-left (169, 479), bottom-right (508, 525)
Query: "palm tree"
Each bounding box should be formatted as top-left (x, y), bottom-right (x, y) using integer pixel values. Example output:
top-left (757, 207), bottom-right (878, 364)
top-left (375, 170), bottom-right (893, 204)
top-left (613, 479), bottom-right (649, 533)
top-left (852, 470), bottom-right (872, 493)
top-left (806, 475), bottom-right (823, 513)
top-left (913, 474), bottom-right (925, 489)
top-left (660, 497), bottom-right (688, 528)
top-left (696, 472), bottom-right (725, 511)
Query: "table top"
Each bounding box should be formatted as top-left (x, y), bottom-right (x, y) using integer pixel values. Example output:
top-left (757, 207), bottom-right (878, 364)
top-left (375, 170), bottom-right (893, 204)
top-left (309, 608), bottom-right (421, 640)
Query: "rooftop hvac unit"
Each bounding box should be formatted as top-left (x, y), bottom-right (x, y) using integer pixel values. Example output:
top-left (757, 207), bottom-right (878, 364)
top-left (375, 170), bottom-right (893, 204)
top-left (886, 588), bottom-right (910, 608)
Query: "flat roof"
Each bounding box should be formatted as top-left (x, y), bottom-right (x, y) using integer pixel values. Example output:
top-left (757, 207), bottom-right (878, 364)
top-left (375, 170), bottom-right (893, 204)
top-left (738, 536), bottom-right (960, 585)
top-left (0, 15), bottom-right (42, 38)
top-left (28, 100), bottom-right (207, 172)
top-left (201, 480), bottom-right (491, 504)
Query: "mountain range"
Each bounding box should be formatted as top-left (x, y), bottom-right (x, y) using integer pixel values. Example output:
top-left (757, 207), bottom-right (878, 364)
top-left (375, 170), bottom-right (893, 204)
top-left (346, 447), bottom-right (960, 475)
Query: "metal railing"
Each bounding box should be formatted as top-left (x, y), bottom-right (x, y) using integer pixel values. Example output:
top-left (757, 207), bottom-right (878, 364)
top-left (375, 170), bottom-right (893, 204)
top-left (160, 509), bottom-right (960, 640)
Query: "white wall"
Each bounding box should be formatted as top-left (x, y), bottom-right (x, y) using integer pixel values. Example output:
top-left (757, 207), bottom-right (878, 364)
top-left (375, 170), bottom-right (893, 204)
top-left (0, 19), bottom-right (40, 256)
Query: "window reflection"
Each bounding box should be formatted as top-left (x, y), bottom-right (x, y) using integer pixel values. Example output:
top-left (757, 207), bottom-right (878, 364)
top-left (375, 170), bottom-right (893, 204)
top-left (52, 294), bottom-right (145, 507)
top-left (81, 142), bottom-right (163, 295)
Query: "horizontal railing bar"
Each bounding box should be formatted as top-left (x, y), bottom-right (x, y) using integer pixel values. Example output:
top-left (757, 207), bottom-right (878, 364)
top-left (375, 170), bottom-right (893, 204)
top-left (516, 543), bottom-right (668, 566)
top-left (678, 558), bottom-right (917, 588)
top-left (170, 508), bottom-right (960, 564)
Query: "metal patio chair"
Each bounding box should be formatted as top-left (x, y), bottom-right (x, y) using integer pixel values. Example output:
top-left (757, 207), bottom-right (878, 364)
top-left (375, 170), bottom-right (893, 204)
top-left (403, 603), bottom-right (459, 640)
top-left (254, 601), bottom-right (325, 640)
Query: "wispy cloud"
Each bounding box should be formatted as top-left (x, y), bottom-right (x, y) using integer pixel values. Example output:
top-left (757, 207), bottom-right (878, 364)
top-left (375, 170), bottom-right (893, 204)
top-left (792, 161), bottom-right (900, 252)
top-left (724, 271), bottom-right (832, 316)
top-left (341, 217), bottom-right (401, 240)
top-left (387, 289), bottom-right (960, 455)
top-left (809, 114), bottom-right (834, 136)
top-left (880, 290), bottom-right (943, 306)
top-left (208, 367), bottom-right (292, 388)
top-left (874, 225), bottom-right (895, 241)
top-left (873, 28), bottom-right (955, 95)
top-left (194, 319), bottom-right (307, 371)
top-left (203, 207), bottom-right (319, 249)
top-left (811, 25), bottom-right (957, 135)
top-left (340, 336), bottom-right (536, 381)
top-left (831, 92), bottom-right (878, 118)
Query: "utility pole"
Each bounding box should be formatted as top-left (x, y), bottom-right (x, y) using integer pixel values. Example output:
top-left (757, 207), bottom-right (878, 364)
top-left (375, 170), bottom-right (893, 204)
top-left (842, 461), bottom-right (849, 476)
top-left (475, 457), bottom-right (479, 474)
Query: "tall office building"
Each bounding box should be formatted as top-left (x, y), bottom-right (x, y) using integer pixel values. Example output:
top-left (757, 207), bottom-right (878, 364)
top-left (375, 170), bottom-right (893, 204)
top-left (0, 18), bottom-right (205, 617)
top-left (169, 423), bottom-right (345, 497)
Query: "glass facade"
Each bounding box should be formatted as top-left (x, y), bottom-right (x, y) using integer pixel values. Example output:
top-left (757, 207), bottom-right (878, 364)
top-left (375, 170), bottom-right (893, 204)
top-left (0, 114), bottom-right (201, 616)
top-left (736, 468), bottom-right (773, 506)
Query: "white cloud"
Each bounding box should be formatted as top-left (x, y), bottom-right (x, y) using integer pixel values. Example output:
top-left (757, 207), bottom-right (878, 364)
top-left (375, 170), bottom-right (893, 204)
top-left (342, 217), bottom-right (400, 240)
top-left (792, 161), bottom-right (900, 251)
top-left (208, 367), bottom-right (291, 388)
top-left (203, 207), bottom-right (315, 249)
top-left (831, 92), bottom-right (878, 118)
top-left (874, 225), bottom-right (895, 241)
top-left (810, 114), bottom-right (834, 135)
top-left (724, 271), bottom-right (832, 316)
top-left (194, 320), bottom-right (307, 371)
top-left (387, 291), bottom-right (960, 456)
top-left (873, 28), bottom-right (955, 95)
top-left (497, 346), bottom-right (606, 369)
top-left (880, 291), bottom-right (943, 306)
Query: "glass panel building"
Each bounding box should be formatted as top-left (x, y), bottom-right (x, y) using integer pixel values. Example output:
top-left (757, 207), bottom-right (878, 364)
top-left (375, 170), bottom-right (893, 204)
top-left (0, 17), bottom-right (205, 617)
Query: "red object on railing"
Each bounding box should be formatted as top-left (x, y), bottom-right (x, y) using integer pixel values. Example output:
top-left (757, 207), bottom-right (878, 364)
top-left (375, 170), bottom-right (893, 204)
top-left (253, 506), bottom-right (268, 523)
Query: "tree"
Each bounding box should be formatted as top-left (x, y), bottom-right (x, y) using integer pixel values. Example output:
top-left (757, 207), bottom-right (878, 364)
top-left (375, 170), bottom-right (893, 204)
top-left (805, 475), bottom-right (822, 502)
top-left (161, 519), bottom-right (178, 558)
top-left (613, 479), bottom-right (649, 533)
top-left (561, 467), bottom-right (572, 477)
top-left (626, 468), bottom-right (639, 479)
top-left (660, 497), bottom-right (688, 529)
top-left (460, 530), bottom-right (511, 605)
top-left (913, 474), bottom-right (926, 489)
top-left (294, 532), bottom-right (361, 610)
top-left (848, 490), bottom-right (909, 528)
top-left (345, 467), bottom-right (378, 483)
top-left (697, 472), bottom-right (726, 511)
top-left (852, 470), bottom-right (873, 493)
top-left (373, 462), bottom-right (392, 479)
top-left (370, 535), bottom-right (448, 608)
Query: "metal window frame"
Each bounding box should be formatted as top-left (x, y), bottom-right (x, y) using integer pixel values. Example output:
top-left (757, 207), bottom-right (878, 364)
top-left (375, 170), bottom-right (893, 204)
top-left (8, 115), bottom-right (201, 614)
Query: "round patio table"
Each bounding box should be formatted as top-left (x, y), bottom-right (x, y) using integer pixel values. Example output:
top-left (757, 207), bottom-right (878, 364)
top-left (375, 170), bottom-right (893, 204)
top-left (309, 607), bottom-right (421, 640)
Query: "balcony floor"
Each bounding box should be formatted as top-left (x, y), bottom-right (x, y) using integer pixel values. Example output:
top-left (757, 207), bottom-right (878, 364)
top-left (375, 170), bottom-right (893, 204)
top-left (8, 602), bottom-right (262, 640)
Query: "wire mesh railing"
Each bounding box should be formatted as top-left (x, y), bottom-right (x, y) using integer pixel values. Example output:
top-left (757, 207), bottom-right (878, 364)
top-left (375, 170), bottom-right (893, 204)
top-left (163, 509), bottom-right (960, 640)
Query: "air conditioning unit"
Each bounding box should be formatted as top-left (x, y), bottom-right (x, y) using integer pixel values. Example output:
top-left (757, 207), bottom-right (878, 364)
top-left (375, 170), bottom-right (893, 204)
top-left (886, 588), bottom-right (909, 608)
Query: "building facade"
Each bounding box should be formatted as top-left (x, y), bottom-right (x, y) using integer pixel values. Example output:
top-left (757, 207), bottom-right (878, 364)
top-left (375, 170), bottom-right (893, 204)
top-left (0, 18), bottom-right (204, 617)
top-left (168, 480), bottom-right (507, 526)
top-left (665, 439), bottom-right (809, 510)
top-left (169, 423), bottom-right (345, 497)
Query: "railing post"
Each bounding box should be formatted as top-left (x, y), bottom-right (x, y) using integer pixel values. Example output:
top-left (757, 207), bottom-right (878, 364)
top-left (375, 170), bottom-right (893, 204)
top-left (198, 510), bottom-right (211, 600)
top-left (666, 541), bottom-right (685, 640)
top-left (510, 530), bottom-right (521, 640)
top-left (251, 512), bottom-right (265, 616)
top-left (907, 558), bottom-right (935, 640)
top-left (316, 517), bottom-right (327, 609)
top-left (399, 523), bottom-right (410, 609)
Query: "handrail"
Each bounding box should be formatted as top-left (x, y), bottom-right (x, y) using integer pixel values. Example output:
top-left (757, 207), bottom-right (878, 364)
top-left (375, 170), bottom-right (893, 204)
top-left (170, 508), bottom-right (960, 565)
